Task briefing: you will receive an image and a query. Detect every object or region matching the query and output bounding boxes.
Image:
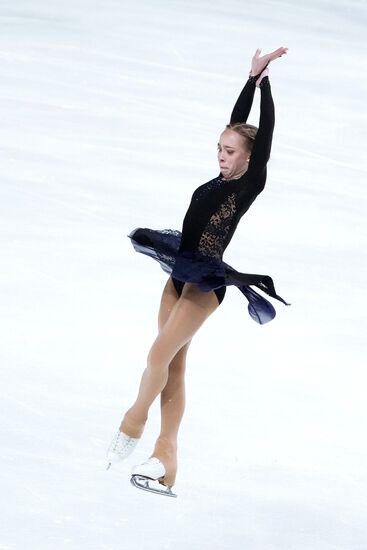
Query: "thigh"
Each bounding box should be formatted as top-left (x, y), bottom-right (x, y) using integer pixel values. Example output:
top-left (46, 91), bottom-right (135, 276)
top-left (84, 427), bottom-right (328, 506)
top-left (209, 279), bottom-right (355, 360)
top-left (158, 278), bottom-right (192, 370)
top-left (149, 283), bottom-right (219, 367)
top-left (158, 277), bottom-right (180, 331)
top-left (180, 282), bottom-right (220, 313)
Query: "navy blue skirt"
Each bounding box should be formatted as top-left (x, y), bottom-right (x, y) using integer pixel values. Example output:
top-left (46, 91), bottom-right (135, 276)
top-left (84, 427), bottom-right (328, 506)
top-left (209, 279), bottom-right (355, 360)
top-left (128, 228), bottom-right (289, 324)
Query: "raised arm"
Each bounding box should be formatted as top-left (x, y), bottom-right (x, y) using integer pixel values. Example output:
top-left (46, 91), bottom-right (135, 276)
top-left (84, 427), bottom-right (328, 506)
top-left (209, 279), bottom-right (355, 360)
top-left (229, 75), bottom-right (258, 124)
top-left (230, 46), bottom-right (287, 125)
top-left (245, 75), bottom-right (274, 181)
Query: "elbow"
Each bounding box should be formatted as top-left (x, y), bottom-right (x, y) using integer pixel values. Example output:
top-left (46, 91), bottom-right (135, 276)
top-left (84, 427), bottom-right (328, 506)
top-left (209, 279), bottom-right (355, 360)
top-left (256, 170), bottom-right (267, 194)
top-left (257, 180), bottom-right (266, 194)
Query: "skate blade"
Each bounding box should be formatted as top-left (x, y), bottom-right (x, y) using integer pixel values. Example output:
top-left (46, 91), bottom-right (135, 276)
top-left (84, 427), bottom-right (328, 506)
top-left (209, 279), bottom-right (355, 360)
top-left (130, 475), bottom-right (177, 498)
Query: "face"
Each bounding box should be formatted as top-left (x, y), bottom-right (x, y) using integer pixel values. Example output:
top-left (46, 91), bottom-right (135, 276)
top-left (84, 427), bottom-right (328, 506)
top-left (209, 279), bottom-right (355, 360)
top-left (217, 129), bottom-right (250, 180)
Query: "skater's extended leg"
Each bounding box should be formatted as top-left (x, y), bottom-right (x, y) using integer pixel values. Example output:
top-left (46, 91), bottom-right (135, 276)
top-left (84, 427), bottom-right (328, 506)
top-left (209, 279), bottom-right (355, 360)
top-left (145, 278), bottom-right (190, 486)
top-left (152, 341), bottom-right (190, 486)
top-left (121, 281), bottom-right (219, 438)
top-left (155, 279), bottom-right (190, 481)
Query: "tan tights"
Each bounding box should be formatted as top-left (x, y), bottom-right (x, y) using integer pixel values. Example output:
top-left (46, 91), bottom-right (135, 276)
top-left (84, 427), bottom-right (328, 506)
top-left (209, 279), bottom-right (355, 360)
top-left (120, 277), bottom-right (219, 486)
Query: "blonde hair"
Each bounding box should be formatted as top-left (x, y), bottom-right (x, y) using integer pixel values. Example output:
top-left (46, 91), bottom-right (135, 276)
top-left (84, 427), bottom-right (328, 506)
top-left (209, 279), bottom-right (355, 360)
top-left (225, 123), bottom-right (258, 153)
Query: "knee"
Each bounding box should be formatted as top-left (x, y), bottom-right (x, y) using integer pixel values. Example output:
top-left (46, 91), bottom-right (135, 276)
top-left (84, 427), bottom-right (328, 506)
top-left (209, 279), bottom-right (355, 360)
top-left (147, 344), bottom-right (170, 373)
top-left (147, 332), bottom-right (183, 372)
top-left (147, 348), bottom-right (160, 371)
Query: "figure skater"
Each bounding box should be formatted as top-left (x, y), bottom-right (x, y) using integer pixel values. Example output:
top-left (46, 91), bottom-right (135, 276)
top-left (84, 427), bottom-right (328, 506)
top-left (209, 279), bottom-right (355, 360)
top-left (107, 47), bottom-right (289, 496)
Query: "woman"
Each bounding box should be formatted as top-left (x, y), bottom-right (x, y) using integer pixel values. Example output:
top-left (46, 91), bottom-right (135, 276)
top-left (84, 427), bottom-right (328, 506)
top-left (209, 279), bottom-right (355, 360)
top-left (107, 47), bottom-right (289, 496)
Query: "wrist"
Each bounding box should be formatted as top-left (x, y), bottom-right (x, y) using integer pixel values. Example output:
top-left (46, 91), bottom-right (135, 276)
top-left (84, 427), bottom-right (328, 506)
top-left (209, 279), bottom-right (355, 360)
top-left (249, 73), bottom-right (260, 84)
top-left (257, 75), bottom-right (270, 88)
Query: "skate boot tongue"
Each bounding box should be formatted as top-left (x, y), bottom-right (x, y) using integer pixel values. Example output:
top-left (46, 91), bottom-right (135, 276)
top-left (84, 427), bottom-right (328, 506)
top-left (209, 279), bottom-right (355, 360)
top-left (106, 430), bottom-right (140, 469)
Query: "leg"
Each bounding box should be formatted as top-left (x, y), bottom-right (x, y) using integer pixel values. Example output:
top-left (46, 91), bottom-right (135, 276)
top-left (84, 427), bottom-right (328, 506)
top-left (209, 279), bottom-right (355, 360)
top-left (151, 278), bottom-right (190, 486)
top-left (121, 281), bottom-right (219, 440)
top-left (119, 277), bottom-right (179, 436)
top-left (153, 282), bottom-right (226, 485)
top-left (151, 341), bottom-right (190, 486)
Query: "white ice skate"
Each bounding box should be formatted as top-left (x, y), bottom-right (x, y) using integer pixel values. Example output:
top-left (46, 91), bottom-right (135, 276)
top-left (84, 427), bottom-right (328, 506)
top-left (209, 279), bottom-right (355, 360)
top-left (106, 430), bottom-right (140, 470)
top-left (131, 457), bottom-right (177, 498)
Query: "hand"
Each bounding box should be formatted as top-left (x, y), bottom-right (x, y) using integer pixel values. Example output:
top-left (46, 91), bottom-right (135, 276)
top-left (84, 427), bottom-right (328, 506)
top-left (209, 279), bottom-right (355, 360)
top-left (250, 47), bottom-right (288, 76)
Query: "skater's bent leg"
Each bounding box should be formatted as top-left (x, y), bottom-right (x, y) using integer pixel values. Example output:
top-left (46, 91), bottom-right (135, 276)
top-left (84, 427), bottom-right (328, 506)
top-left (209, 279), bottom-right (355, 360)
top-left (120, 278), bottom-right (179, 437)
top-left (121, 283), bottom-right (219, 438)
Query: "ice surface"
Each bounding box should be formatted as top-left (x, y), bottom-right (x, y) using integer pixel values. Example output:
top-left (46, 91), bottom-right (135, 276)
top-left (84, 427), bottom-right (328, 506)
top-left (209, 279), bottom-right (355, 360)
top-left (1, 1), bottom-right (366, 549)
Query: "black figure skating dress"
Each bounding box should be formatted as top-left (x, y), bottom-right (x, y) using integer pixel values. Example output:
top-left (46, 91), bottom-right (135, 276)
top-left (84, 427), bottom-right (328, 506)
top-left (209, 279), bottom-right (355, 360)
top-left (128, 75), bottom-right (289, 324)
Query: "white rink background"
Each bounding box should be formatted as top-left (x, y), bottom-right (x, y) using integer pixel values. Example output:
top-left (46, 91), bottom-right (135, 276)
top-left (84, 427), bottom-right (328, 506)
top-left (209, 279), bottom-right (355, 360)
top-left (1, 1), bottom-right (366, 549)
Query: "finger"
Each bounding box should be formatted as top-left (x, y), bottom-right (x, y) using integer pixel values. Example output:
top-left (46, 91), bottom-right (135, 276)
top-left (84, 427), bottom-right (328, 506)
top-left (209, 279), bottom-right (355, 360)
top-left (273, 46), bottom-right (287, 54)
top-left (269, 47), bottom-right (288, 59)
top-left (254, 48), bottom-right (261, 58)
top-left (277, 46), bottom-right (288, 57)
top-left (268, 49), bottom-right (281, 61)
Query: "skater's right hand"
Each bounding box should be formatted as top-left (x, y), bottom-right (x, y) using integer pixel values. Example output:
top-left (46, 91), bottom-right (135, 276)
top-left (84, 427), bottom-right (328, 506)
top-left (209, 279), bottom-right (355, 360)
top-left (250, 47), bottom-right (288, 76)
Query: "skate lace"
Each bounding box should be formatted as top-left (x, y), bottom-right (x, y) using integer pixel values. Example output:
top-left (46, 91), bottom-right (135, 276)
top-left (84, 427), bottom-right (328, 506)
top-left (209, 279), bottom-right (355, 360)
top-left (141, 457), bottom-right (160, 466)
top-left (111, 431), bottom-right (136, 454)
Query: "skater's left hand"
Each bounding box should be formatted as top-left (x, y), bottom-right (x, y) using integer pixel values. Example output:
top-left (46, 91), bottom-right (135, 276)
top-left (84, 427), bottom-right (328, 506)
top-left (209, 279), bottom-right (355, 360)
top-left (250, 47), bottom-right (288, 76)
